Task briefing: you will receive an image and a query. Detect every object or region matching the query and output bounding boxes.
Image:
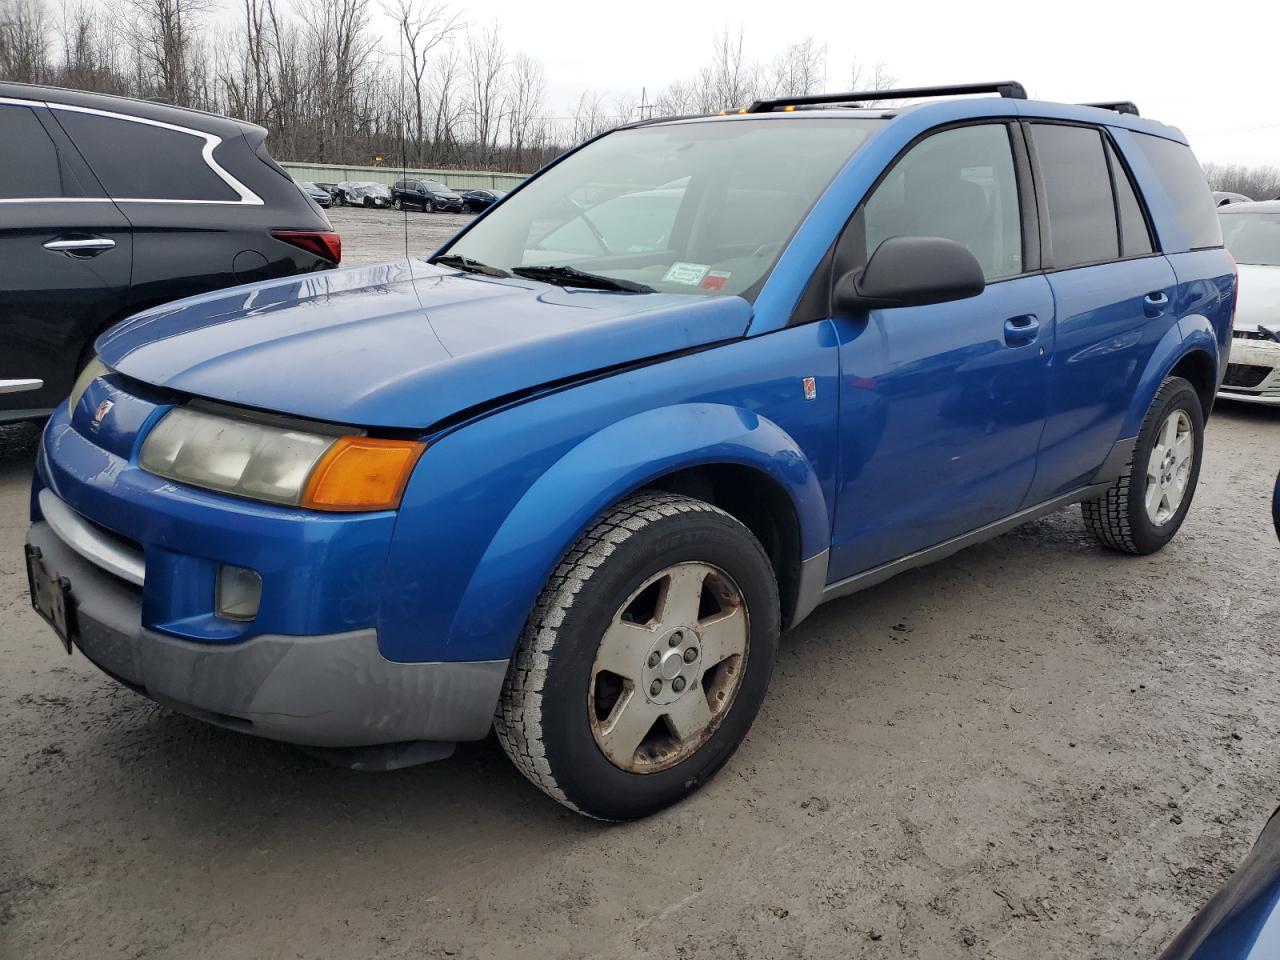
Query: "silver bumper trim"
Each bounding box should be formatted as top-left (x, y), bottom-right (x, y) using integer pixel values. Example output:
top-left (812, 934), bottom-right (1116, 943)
top-left (38, 488), bottom-right (145, 586)
top-left (0, 378), bottom-right (43, 394)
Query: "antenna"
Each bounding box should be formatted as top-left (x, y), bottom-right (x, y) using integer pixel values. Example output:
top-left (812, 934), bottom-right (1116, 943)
top-left (398, 24), bottom-right (409, 261)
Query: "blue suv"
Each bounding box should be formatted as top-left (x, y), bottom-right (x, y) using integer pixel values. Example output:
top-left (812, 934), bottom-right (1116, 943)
top-left (25, 82), bottom-right (1236, 819)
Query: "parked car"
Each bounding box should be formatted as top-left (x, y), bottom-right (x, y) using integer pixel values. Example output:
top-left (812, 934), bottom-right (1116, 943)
top-left (333, 181), bottom-right (391, 208)
top-left (1219, 200), bottom-right (1280, 404)
top-left (295, 179), bottom-right (332, 208)
top-left (1214, 191), bottom-right (1253, 207)
top-left (0, 81), bottom-right (340, 423)
top-left (391, 179), bottom-right (464, 212)
top-left (25, 82), bottom-right (1235, 820)
top-left (460, 188), bottom-right (507, 213)
top-left (1159, 805), bottom-right (1280, 959)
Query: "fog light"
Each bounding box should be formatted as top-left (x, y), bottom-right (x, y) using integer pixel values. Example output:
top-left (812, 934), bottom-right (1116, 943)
top-left (217, 565), bottom-right (262, 621)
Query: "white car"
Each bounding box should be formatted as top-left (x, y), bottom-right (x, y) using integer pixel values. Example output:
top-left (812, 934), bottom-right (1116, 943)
top-left (1219, 200), bottom-right (1280, 405)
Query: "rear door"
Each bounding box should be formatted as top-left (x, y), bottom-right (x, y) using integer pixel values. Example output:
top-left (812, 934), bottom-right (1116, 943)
top-left (0, 101), bottom-right (132, 417)
top-left (827, 121), bottom-right (1055, 581)
top-left (1023, 121), bottom-right (1177, 502)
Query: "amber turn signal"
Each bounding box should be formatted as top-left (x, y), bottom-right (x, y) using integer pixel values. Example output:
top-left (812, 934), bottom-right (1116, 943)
top-left (301, 437), bottom-right (426, 512)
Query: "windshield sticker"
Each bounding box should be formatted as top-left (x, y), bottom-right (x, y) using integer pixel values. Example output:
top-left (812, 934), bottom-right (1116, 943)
top-left (663, 262), bottom-right (710, 285)
top-left (700, 271), bottom-right (731, 292)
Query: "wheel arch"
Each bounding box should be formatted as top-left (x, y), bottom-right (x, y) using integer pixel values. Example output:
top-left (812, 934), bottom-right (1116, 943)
top-left (1120, 316), bottom-right (1221, 439)
top-left (444, 403), bottom-right (831, 661)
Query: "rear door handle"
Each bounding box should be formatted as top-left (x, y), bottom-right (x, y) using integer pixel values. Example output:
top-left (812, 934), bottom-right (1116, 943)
top-left (43, 236), bottom-right (116, 258)
top-left (1003, 314), bottom-right (1040, 347)
top-left (1144, 291), bottom-right (1170, 317)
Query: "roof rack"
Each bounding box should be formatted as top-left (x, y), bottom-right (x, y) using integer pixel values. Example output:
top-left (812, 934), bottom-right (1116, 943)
top-left (1081, 100), bottom-right (1140, 116)
top-left (747, 81), bottom-right (1027, 114)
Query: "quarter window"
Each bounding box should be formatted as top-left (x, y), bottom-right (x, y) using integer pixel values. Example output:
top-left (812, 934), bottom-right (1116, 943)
top-left (860, 123), bottom-right (1024, 281)
top-left (54, 110), bottom-right (239, 202)
top-left (0, 105), bottom-right (82, 199)
top-left (1031, 123), bottom-right (1119, 269)
top-left (1130, 132), bottom-right (1222, 250)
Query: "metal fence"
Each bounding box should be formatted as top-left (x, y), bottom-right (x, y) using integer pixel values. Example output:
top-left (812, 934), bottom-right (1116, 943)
top-left (280, 162), bottom-right (527, 191)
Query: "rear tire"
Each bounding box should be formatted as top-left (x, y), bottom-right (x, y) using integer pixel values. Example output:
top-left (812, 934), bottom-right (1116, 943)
top-left (392, 196), bottom-right (402, 211)
top-left (495, 492), bottom-right (780, 820)
top-left (1081, 375), bottom-right (1204, 554)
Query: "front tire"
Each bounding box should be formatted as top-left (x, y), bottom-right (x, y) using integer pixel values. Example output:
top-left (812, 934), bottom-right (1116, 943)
top-left (495, 492), bottom-right (780, 820)
top-left (392, 196), bottom-right (402, 211)
top-left (1082, 375), bottom-right (1204, 554)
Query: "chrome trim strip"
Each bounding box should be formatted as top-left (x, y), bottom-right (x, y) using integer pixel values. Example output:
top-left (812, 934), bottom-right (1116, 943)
top-left (819, 483), bottom-right (1112, 606)
top-left (44, 237), bottom-right (116, 252)
top-left (0, 379), bottom-right (44, 394)
top-left (38, 489), bottom-right (144, 586)
top-left (0, 96), bottom-right (263, 206)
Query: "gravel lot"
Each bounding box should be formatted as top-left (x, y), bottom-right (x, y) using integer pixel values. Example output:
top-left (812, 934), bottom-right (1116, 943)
top-left (2, 209), bottom-right (1278, 959)
top-left (328, 204), bottom-right (475, 264)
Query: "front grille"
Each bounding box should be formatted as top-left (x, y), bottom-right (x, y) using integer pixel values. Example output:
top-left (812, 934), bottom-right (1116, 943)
top-left (1223, 363), bottom-right (1273, 389)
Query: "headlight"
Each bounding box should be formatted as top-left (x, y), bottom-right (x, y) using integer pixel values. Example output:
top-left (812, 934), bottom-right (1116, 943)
top-left (140, 405), bottom-right (425, 511)
top-left (68, 357), bottom-right (109, 413)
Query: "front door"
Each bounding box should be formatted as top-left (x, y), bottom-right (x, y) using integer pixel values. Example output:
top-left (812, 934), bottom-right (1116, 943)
top-left (827, 122), bottom-right (1053, 582)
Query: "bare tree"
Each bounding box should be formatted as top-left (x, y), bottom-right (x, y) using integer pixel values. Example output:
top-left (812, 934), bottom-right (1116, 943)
top-left (504, 50), bottom-right (544, 169)
top-left (766, 36), bottom-right (824, 98)
top-left (126, 0), bottom-right (210, 105)
top-left (382, 0), bottom-right (460, 163)
top-left (1204, 162), bottom-right (1280, 201)
top-left (0, 0), bottom-right (50, 82)
top-left (462, 21), bottom-right (505, 163)
top-left (847, 57), bottom-right (895, 105)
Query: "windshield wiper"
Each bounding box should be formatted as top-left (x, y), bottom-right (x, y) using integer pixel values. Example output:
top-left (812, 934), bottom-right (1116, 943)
top-left (431, 254), bottom-right (510, 278)
top-left (511, 264), bottom-right (653, 293)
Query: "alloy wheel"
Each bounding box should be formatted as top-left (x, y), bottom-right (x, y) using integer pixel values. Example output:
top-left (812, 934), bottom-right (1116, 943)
top-left (1145, 409), bottom-right (1194, 526)
top-left (588, 562), bottom-right (748, 773)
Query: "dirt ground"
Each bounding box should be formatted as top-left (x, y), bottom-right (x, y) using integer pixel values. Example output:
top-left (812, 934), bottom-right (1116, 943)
top-left (2, 210), bottom-right (1278, 959)
top-left (327, 205), bottom-right (476, 264)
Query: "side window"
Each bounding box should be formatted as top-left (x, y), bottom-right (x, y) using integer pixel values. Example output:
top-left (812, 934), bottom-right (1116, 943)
top-left (1031, 123), bottom-right (1119, 269)
top-left (861, 123), bottom-right (1023, 281)
top-left (1129, 132), bottom-right (1222, 250)
top-left (0, 105), bottom-right (82, 199)
top-left (54, 110), bottom-right (239, 202)
top-left (1105, 139), bottom-right (1154, 257)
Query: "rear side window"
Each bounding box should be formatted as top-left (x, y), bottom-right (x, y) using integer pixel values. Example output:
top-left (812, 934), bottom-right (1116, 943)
top-left (1105, 139), bottom-right (1154, 257)
top-left (1129, 133), bottom-right (1221, 250)
top-left (1031, 123), bottom-right (1119, 269)
top-left (54, 111), bottom-right (239, 202)
top-left (861, 123), bottom-right (1024, 281)
top-left (0, 104), bottom-right (81, 199)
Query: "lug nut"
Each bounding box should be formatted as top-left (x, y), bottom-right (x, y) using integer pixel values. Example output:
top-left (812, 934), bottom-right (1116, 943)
top-left (650, 680), bottom-right (662, 697)
top-left (669, 631), bottom-right (683, 647)
top-left (683, 647), bottom-right (698, 663)
top-left (672, 677), bottom-right (686, 693)
top-left (648, 652), bottom-right (661, 668)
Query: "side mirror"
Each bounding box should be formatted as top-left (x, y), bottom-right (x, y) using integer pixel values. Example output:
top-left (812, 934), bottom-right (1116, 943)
top-left (834, 236), bottom-right (985, 313)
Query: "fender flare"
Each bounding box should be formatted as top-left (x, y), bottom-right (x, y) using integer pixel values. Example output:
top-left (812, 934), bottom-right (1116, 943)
top-left (444, 402), bottom-right (830, 657)
top-left (1119, 314), bottom-right (1220, 440)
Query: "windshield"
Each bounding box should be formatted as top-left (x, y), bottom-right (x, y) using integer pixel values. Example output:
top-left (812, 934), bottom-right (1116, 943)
top-left (1221, 212), bottom-right (1280, 266)
top-left (297, 180), bottom-right (317, 191)
top-left (442, 117), bottom-right (883, 298)
top-left (423, 181), bottom-right (450, 191)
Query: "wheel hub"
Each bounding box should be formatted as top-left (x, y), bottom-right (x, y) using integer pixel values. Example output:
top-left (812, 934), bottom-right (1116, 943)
top-left (642, 629), bottom-right (702, 705)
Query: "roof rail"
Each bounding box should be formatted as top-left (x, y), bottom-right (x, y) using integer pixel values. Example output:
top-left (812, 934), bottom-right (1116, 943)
top-left (747, 81), bottom-right (1027, 114)
top-left (1080, 100), bottom-right (1140, 116)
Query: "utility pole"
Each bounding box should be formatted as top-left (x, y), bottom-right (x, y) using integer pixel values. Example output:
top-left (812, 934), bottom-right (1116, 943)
top-left (638, 87), bottom-right (657, 121)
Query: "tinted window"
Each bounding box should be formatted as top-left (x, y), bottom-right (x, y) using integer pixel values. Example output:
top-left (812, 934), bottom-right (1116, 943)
top-left (1220, 212), bottom-right (1280, 266)
top-left (1106, 139), bottom-right (1154, 257)
top-left (55, 111), bottom-right (239, 202)
top-left (0, 105), bottom-right (76, 199)
top-left (1032, 124), bottom-right (1118, 269)
top-left (1130, 133), bottom-right (1221, 249)
top-left (861, 123), bottom-right (1023, 280)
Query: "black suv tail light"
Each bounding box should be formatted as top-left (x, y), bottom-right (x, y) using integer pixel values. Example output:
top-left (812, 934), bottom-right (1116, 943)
top-left (273, 230), bottom-right (341, 264)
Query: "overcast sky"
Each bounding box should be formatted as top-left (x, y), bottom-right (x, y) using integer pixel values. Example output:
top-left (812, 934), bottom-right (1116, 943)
top-left (389, 0), bottom-right (1278, 167)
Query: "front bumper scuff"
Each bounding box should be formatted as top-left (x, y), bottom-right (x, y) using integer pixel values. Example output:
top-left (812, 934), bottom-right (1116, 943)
top-left (27, 521), bottom-right (507, 748)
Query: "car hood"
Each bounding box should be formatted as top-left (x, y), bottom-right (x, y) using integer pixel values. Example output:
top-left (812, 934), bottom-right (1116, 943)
top-left (1235, 264), bottom-right (1280, 331)
top-left (96, 259), bottom-right (751, 429)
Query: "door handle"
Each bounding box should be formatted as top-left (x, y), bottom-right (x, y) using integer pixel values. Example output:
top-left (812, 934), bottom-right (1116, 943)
top-left (1003, 314), bottom-right (1040, 346)
top-left (43, 237), bottom-right (116, 258)
top-left (1144, 291), bottom-right (1170, 317)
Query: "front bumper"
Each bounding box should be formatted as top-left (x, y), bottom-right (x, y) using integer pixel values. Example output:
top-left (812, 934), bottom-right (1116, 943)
top-left (26, 518), bottom-right (507, 748)
top-left (1220, 338), bottom-right (1280, 405)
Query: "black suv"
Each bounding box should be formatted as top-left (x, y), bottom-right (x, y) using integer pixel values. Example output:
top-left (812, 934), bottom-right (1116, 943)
top-left (0, 82), bottom-right (340, 422)
top-left (391, 179), bottom-right (464, 212)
